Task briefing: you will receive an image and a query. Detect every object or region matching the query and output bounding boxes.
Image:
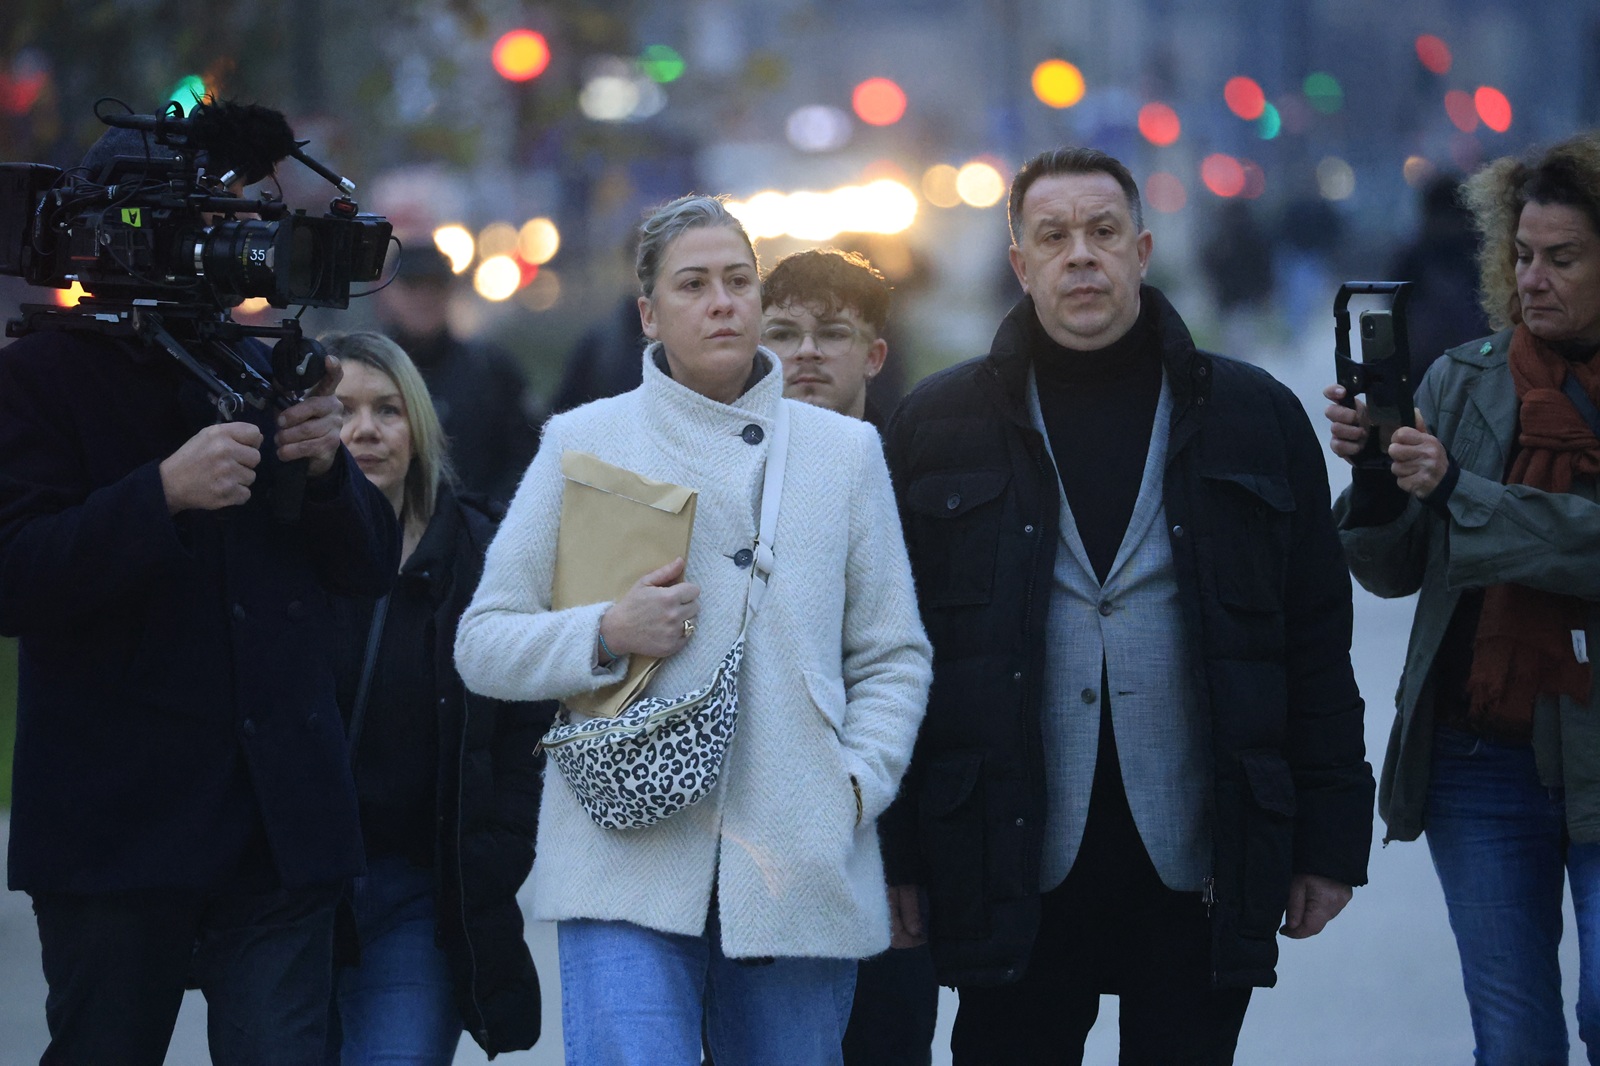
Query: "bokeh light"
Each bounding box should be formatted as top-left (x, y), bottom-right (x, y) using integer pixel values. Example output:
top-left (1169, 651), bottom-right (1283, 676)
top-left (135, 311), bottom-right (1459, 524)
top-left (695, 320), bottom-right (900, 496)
top-left (518, 269), bottom-right (562, 313)
top-left (167, 75), bottom-right (207, 111)
top-left (53, 281), bottom-right (85, 308)
top-left (1256, 102), bottom-right (1281, 140)
top-left (639, 44), bottom-right (685, 84)
top-left (477, 222), bottom-right (518, 259)
top-left (432, 225), bottom-right (475, 273)
top-left (724, 179), bottom-right (919, 241)
top-left (1415, 35), bottom-right (1452, 75)
top-left (1145, 172), bottom-right (1186, 213)
top-left (1303, 72), bottom-right (1343, 114)
top-left (1403, 156), bottom-right (1436, 188)
top-left (1224, 76), bottom-right (1266, 121)
top-left (956, 162), bottom-right (1006, 208)
top-left (1444, 89), bottom-right (1478, 132)
top-left (1240, 160), bottom-right (1266, 199)
top-left (852, 77), bottom-right (907, 126)
top-left (580, 73), bottom-right (641, 121)
top-left (1200, 154), bottom-right (1246, 198)
top-left (922, 164), bottom-right (962, 208)
top-left (473, 256), bottom-right (523, 301)
top-left (786, 105), bottom-right (853, 153)
top-left (1316, 156), bottom-right (1356, 201)
top-left (518, 218), bottom-right (560, 264)
top-left (1138, 102), bottom-right (1181, 146)
top-left (1032, 60), bottom-right (1086, 109)
top-left (492, 30), bottom-right (550, 82)
top-left (1475, 86), bottom-right (1512, 133)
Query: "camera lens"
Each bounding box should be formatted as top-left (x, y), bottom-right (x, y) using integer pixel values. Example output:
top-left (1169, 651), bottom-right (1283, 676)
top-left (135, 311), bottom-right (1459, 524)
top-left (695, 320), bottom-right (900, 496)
top-left (201, 219), bottom-right (281, 299)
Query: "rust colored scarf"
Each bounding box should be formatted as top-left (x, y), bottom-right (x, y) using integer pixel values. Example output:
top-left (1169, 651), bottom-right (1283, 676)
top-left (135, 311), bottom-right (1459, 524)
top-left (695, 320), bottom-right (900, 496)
top-left (1466, 325), bottom-right (1600, 739)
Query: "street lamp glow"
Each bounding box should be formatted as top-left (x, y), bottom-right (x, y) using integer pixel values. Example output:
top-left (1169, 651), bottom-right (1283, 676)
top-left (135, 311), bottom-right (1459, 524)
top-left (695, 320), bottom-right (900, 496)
top-left (956, 162), bottom-right (1005, 208)
top-left (474, 255), bottom-right (523, 301)
top-left (433, 225), bottom-right (475, 273)
top-left (922, 164), bottom-right (962, 208)
top-left (518, 218), bottom-right (561, 264)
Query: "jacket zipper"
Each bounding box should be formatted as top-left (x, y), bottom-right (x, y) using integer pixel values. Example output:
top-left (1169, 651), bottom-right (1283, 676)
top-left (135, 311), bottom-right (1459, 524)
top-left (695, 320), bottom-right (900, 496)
top-left (1202, 875), bottom-right (1216, 917)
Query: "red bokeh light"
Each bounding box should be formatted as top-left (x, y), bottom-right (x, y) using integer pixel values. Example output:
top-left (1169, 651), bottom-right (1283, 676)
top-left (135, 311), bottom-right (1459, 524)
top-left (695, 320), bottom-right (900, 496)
top-left (1475, 86), bottom-right (1512, 133)
top-left (853, 77), bottom-right (907, 126)
top-left (1224, 77), bottom-right (1266, 121)
top-left (1415, 35), bottom-right (1452, 75)
top-left (1444, 90), bottom-right (1478, 133)
top-left (1145, 172), bottom-right (1187, 213)
top-left (1201, 154), bottom-right (1246, 198)
top-left (1138, 102), bottom-right (1181, 146)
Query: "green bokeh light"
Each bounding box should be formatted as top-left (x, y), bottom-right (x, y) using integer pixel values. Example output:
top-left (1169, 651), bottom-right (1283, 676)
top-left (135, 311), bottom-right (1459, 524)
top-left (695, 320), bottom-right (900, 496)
top-left (167, 75), bottom-right (207, 112)
top-left (1256, 102), bottom-right (1281, 139)
top-left (1303, 72), bottom-right (1343, 114)
top-left (639, 45), bottom-right (685, 84)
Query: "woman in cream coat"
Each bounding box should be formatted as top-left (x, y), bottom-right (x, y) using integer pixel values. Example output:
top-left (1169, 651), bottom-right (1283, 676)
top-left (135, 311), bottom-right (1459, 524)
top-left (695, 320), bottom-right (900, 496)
top-left (455, 194), bottom-right (932, 1066)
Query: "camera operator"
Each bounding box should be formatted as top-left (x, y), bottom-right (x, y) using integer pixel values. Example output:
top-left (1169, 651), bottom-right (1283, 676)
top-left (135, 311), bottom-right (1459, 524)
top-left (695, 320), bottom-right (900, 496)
top-left (0, 128), bottom-right (399, 1065)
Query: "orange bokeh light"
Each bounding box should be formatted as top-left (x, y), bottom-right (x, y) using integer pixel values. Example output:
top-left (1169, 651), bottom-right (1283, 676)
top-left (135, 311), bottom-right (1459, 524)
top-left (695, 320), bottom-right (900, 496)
top-left (853, 77), bottom-right (907, 126)
top-left (1201, 154), bottom-right (1246, 198)
top-left (492, 30), bottom-right (550, 82)
top-left (1138, 102), bottom-right (1181, 146)
top-left (1444, 89), bottom-right (1478, 133)
top-left (1415, 35), bottom-right (1452, 75)
top-left (1224, 76), bottom-right (1266, 121)
top-left (1475, 86), bottom-right (1512, 133)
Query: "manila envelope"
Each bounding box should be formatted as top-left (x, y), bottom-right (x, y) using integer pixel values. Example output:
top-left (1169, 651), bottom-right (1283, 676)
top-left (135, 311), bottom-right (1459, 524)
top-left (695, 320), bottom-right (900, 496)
top-left (552, 451), bottom-right (697, 718)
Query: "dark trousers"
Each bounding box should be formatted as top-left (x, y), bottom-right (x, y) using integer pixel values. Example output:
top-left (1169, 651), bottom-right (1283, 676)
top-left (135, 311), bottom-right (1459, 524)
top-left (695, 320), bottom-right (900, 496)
top-left (951, 695), bottom-right (1251, 1065)
top-left (842, 942), bottom-right (939, 1066)
top-left (32, 883), bottom-right (342, 1066)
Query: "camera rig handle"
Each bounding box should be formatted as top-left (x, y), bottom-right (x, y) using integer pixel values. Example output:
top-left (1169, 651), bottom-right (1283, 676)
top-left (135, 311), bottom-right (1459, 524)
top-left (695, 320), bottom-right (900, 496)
top-left (1334, 281), bottom-right (1413, 469)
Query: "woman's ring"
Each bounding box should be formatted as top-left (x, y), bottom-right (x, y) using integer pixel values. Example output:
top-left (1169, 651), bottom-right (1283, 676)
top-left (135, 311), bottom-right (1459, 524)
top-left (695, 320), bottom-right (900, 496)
top-left (683, 619), bottom-right (696, 639)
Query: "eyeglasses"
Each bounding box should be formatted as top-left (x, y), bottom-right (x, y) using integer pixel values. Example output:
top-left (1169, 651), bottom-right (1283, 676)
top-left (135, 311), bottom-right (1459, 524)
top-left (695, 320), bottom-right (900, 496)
top-left (761, 322), bottom-right (863, 358)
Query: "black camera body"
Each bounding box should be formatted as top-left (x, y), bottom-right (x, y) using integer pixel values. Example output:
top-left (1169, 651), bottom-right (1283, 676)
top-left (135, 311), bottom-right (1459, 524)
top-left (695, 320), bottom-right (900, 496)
top-left (0, 104), bottom-right (390, 310)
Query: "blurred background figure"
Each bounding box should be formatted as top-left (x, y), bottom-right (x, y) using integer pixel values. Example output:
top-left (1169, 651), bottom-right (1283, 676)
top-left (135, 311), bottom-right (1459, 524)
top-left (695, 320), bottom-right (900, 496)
top-left (1200, 200), bottom-right (1277, 361)
top-left (374, 248), bottom-right (543, 503)
top-left (1276, 193), bottom-right (1348, 339)
top-left (1387, 174), bottom-right (1492, 383)
top-left (549, 293), bottom-right (646, 414)
top-left (323, 331), bottom-right (549, 1065)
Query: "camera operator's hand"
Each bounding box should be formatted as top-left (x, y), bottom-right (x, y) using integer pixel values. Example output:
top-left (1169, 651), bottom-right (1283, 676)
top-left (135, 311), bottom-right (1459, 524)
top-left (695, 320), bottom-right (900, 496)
top-left (1323, 383), bottom-right (1373, 463)
top-left (1389, 409), bottom-right (1449, 499)
top-left (275, 354), bottom-right (346, 478)
top-left (159, 423), bottom-right (263, 514)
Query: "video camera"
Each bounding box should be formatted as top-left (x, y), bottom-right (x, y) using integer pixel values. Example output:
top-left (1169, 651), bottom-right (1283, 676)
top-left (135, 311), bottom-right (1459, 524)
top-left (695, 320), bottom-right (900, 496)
top-left (0, 98), bottom-right (396, 520)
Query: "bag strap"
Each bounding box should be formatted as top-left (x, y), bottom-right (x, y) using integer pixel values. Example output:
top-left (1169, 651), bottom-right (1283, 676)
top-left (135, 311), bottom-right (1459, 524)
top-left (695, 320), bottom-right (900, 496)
top-left (1562, 371), bottom-right (1600, 440)
top-left (745, 399), bottom-right (790, 626)
top-left (346, 592), bottom-right (391, 762)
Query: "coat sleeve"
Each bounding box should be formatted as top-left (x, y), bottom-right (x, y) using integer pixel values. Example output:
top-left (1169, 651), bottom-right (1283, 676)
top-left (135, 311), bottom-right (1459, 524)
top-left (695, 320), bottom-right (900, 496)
top-left (454, 418), bottom-right (628, 702)
top-left (835, 422), bottom-right (934, 823)
top-left (1276, 387), bottom-right (1375, 887)
top-left (296, 449), bottom-right (401, 597)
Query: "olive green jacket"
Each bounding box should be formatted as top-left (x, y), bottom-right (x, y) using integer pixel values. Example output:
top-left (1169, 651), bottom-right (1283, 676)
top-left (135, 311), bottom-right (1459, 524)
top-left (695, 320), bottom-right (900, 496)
top-left (1335, 328), bottom-right (1600, 843)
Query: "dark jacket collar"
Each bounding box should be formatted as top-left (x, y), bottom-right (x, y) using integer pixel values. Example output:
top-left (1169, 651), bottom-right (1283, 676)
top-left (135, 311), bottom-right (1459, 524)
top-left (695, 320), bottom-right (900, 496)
top-left (981, 285), bottom-right (1209, 425)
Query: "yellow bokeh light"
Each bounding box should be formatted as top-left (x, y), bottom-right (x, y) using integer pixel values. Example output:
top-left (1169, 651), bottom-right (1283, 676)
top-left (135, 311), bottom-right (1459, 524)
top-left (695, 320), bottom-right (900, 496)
top-left (53, 282), bottom-right (85, 308)
top-left (237, 297), bottom-right (271, 316)
top-left (433, 225), bottom-right (475, 274)
top-left (477, 222), bottom-right (519, 260)
top-left (922, 164), bottom-right (962, 209)
top-left (518, 218), bottom-right (561, 265)
top-left (725, 179), bottom-right (920, 242)
top-left (1032, 60), bottom-right (1086, 109)
top-left (1402, 156), bottom-right (1435, 188)
top-left (473, 255), bottom-right (522, 302)
top-left (956, 162), bottom-right (1006, 208)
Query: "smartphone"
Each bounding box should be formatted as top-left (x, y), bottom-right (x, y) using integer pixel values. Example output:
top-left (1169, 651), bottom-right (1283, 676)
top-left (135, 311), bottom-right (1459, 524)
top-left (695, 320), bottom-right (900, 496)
top-left (1357, 310), bottom-right (1409, 449)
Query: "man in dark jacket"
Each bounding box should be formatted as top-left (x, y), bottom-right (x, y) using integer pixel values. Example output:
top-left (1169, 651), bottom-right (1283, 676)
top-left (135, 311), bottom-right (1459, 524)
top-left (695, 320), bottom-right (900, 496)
top-left (0, 315), bottom-right (398, 1062)
top-left (880, 146), bottom-right (1373, 1064)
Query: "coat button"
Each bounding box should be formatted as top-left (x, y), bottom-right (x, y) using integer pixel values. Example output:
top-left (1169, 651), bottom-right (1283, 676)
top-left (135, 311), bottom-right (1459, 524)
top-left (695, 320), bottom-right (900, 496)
top-left (1171, 524), bottom-right (1184, 538)
top-left (231, 603), bottom-right (246, 622)
top-left (946, 493), bottom-right (961, 510)
top-left (741, 424), bottom-right (764, 445)
top-left (1098, 601), bottom-right (1114, 616)
top-left (1015, 817), bottom-right (1025, 827)
top-left (1081, 688), bottom-right (1097, 704)
top-left (733, 548), bottom-right (753, 568)
top-left (1012, 671), bottom-right (1023, 682)
top-left (1024, 524), bottom-right (1034, 534)
top-left (242, 719), bottom-right (256, 737)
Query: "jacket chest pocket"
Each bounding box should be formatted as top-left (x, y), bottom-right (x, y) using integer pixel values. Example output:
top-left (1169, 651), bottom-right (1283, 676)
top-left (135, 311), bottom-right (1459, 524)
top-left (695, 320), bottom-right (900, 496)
top-left (905, 470), bottom-right (1010, 607)
top-left (1199, 471), bottom-right (1295, 613)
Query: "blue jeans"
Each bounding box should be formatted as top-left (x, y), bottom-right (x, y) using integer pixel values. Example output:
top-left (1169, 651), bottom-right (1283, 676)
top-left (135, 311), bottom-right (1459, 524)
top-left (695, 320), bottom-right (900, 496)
top-left (557, 905), bottom-right (856, 1066)
top-left (328, 855), bottom-right (461, 1066)
top-left (1426, 726), bottom-right (1600, 1065)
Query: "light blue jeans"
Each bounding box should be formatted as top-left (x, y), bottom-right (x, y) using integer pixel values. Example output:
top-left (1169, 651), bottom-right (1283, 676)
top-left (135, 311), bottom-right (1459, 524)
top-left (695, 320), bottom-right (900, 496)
top-left (1426, 726), bottom-right (1600, 1065)
top-left (557, 904), bottom-right (856, 1066)
top-left (327, 855), bottom-right (462, 1066)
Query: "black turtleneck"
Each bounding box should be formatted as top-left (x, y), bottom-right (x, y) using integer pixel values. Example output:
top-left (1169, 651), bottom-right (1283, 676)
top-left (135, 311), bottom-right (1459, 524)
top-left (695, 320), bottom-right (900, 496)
top-left (1030, 305), bottom-right (1164, 583)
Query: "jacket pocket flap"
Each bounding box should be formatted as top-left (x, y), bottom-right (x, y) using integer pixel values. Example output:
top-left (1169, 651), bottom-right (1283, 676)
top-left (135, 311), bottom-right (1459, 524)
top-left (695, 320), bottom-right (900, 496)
top-left (803, 668), bottom-right (847, 734)
top-left (906, 470), bottom-right (1010, 519)
top-left (1202, 471), bottom-right (1296, 513)
top-left (922, 751), bottom-right (983, 817)
top-left (1240, 749), bottom-right (1297, 817)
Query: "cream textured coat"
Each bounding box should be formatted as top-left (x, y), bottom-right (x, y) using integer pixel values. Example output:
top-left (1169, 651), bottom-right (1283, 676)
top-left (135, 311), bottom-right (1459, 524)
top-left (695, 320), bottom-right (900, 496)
top-left (455, 349), bottom-right (932, 959)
